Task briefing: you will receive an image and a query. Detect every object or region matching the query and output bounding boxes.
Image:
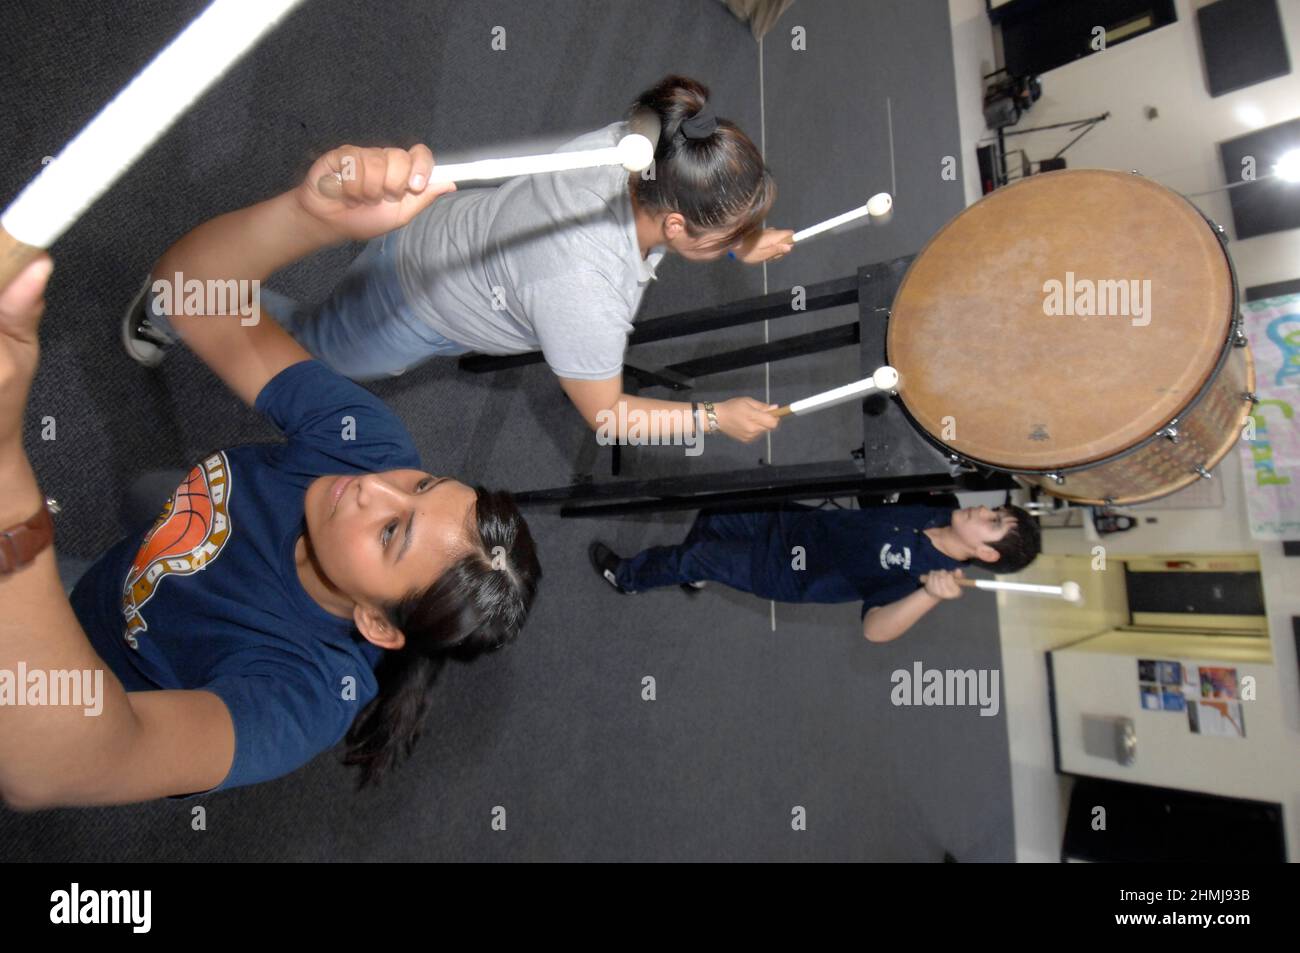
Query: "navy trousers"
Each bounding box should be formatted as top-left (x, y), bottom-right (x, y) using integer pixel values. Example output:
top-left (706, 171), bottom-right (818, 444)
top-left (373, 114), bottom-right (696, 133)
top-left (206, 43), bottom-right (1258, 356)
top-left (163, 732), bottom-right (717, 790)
top-left (615, 509), bottom-right (777, 595)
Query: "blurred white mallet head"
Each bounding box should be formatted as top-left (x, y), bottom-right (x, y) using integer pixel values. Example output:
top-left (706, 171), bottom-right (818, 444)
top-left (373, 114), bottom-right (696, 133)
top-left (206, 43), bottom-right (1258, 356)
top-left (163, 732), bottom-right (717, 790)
top-left (617, 133), bottom-right (655, 172)
top-left (1061, 581), bottom-right (1083, 604)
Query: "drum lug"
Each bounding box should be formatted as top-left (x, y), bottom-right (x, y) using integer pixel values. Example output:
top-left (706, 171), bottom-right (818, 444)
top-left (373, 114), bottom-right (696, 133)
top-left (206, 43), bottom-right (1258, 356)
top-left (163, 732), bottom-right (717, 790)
top-left (1231, 320), bottom-right (1248, 347)
top-left (1157, 421), bottom-right (1180, 444)
top-left (1243, 391), bottom-right (1259, 404)
top-left (1046, 471), bottom-right (1066, 486)
top-left (1193, 465), bottom-right (1212, 480)
top-left (946, 453), bottom-right (974, 476)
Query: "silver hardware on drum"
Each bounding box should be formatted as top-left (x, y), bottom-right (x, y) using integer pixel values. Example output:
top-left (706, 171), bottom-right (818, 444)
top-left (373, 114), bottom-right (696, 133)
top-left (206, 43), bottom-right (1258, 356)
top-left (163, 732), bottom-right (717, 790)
top-left (1193, 466), bottom-right (1212, 480)
top-left (1157, 421), bottom-right (1180, 444)
top-left (946, 453), bottom-right (974, 477)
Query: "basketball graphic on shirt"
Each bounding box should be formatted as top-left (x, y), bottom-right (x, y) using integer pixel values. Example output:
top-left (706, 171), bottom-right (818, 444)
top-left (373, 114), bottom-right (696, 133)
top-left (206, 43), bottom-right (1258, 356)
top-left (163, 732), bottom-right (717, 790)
top-left (122, 452), bottom-right (233, 638)
top-left (129, 466), bottom-right (213, 573)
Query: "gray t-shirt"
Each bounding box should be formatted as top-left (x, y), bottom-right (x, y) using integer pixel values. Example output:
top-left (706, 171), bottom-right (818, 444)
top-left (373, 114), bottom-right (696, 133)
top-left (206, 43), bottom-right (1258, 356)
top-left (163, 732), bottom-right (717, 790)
top-left (393, 122), bottom-right (666, 380)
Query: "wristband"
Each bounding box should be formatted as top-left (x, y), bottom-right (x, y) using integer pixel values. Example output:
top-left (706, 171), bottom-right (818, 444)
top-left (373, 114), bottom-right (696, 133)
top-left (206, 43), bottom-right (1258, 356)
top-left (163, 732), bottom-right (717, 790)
top-left (0, 496), bottom-right (58, 575)
top-left (702, 400), bottom-right (720, 433)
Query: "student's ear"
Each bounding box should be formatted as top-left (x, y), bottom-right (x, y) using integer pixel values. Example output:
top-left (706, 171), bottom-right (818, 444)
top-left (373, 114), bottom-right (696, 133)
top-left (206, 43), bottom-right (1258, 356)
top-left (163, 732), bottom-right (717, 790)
top-left (354, 604), bottom-right (406, 651)
top-left (662, 212), bottom-right (686, 241)
top-left (975, 544), bottom-right (1001, 565)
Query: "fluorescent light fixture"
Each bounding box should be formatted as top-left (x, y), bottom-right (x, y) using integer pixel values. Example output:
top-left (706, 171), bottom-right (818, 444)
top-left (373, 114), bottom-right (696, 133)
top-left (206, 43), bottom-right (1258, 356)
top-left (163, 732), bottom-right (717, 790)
top-left (1274, 149), bottom-right (1300, 183)
top-left (1234, 104), bottom-right (1266, 129)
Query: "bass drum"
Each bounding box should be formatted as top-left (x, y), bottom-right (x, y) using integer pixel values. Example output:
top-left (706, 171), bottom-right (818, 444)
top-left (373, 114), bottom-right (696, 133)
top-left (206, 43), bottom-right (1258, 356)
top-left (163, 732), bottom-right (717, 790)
top-left (886, 169), bottom-right (1256, 505)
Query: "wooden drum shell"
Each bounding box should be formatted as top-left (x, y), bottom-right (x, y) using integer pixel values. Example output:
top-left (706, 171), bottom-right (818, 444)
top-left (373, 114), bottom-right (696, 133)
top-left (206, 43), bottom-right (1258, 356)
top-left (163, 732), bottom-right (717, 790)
top-left (1017, 344), bottom-right (1255, 505)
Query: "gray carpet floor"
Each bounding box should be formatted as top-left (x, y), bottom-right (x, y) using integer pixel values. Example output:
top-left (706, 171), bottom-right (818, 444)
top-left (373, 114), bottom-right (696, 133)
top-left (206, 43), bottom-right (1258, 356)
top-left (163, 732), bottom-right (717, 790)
top-left (0, 0), bottom-right (1012, 861)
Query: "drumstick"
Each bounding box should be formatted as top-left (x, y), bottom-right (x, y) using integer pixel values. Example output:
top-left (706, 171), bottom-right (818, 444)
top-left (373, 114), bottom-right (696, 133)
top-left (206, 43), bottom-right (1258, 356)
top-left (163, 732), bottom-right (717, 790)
top-left (955, 578), bottom-right (1084, 604)
top-left (773, 366), bottom-right (899, 418)
top-left (0, 0), bottom-right (304, 287)
top-left (792, 192), bottom-right (893, 243)
top-left (314, 132), bottom-right (657, 198)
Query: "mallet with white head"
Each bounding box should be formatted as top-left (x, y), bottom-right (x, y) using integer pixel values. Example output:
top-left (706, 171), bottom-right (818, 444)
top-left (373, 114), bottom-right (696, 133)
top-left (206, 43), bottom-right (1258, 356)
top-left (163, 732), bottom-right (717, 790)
top-left (315, 128), bottom-right (658, 198)
top-left (955, 578), bottom-right (1084, 604)
top-left (791, 192), bottom-right (893, 244)
top-left (772, 366), bottom-right (899, 418)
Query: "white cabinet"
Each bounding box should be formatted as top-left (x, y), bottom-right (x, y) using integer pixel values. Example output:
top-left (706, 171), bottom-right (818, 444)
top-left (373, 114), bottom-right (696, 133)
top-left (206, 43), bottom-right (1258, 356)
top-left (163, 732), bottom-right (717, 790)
top-left (1049, 630), bottom-right (1282, 802)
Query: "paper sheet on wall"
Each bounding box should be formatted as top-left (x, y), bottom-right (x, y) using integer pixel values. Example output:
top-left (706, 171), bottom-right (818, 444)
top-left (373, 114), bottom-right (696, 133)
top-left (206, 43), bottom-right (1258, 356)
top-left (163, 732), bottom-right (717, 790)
top-left (1238, 294), bottom-right (1300, 539)
top-left (1189, 700), bottom-right (1247, 738)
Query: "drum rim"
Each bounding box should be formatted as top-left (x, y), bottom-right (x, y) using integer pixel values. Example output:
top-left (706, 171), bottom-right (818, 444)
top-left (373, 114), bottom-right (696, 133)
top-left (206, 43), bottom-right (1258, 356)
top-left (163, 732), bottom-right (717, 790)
top-left (884, 169), bottom-right (1243, 479)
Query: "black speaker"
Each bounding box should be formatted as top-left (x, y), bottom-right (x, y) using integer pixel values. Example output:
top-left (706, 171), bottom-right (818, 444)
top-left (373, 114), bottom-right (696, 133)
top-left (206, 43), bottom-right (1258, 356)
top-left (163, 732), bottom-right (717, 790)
top-left (1198, 0), bottom-right (1291, 97)
top-left (1062, 777), bottom-right (1285, 862)
top-left (994, 0), bottom-right (1178, 78)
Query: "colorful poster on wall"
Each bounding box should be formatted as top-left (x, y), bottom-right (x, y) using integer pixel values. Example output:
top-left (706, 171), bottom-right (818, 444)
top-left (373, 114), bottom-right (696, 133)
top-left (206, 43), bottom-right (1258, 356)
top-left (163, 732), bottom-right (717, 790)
top-left (1199, 666), bottom-right (1239, 699)
top-left (1238, 294), bottom-right (1300, 539)
top-left (1189, 699), bottom-right (1247, 738)
top-left (1136, 660), bottom-right (1246, 736)
top-left (1138, 659), bottom-right (1192, 711)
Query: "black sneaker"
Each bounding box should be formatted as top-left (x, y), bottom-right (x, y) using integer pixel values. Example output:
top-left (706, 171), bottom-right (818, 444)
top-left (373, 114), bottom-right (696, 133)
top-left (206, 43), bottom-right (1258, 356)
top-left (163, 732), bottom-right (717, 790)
top-left (121, 277), bottom-right (176, 367)
top-left (589, 541), bottom-right (629, 594)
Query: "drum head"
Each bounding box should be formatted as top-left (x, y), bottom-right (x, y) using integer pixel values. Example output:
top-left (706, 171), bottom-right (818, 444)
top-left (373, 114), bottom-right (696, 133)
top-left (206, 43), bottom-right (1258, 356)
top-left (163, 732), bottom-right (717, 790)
top-left (887, 169), bottom-right (1233, 470)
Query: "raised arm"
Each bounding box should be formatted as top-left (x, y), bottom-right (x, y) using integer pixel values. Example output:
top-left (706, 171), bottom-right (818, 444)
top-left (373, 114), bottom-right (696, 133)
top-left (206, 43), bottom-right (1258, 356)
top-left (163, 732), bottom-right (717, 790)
top-left (0, 258), bottom-right (238, 806)
top-left (153, 144), bottom-right (453, 405)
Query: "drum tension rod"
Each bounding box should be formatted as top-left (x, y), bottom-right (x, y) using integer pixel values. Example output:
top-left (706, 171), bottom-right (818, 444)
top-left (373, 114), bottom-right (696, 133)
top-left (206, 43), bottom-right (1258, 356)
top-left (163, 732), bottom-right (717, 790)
top-left (946, 453), bottom-right (975, 476)
top-left (1157, 420), bottom-right (1180, 444)
top-left (1046, 471), bottom-right (1066, 485)
top-left (1193, 466), bottom-right (1213, 480)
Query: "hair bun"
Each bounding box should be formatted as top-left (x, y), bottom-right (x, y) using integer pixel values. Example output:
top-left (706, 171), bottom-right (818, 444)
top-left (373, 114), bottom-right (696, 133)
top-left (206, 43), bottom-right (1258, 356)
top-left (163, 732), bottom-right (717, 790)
top-left (680, 104), bottom-right (718, 140)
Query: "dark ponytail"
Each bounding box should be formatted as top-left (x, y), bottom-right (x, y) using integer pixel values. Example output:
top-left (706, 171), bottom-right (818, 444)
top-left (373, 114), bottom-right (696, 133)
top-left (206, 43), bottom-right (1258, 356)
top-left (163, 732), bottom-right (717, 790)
top-left (629, 74), bottom-right (776, 247)
top-left (342, 487), bottom-right (541, 788)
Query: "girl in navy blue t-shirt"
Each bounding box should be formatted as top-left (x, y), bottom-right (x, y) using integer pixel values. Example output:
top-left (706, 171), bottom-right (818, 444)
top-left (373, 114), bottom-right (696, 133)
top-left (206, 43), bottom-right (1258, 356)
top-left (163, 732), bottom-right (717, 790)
top-left (0, 146), bottom-right (539, 806)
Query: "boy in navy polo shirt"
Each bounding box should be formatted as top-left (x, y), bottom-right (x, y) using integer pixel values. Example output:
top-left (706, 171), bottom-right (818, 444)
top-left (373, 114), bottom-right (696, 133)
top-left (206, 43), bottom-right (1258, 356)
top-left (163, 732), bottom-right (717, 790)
top-left (590, 502), bottom-right (1040, 642)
